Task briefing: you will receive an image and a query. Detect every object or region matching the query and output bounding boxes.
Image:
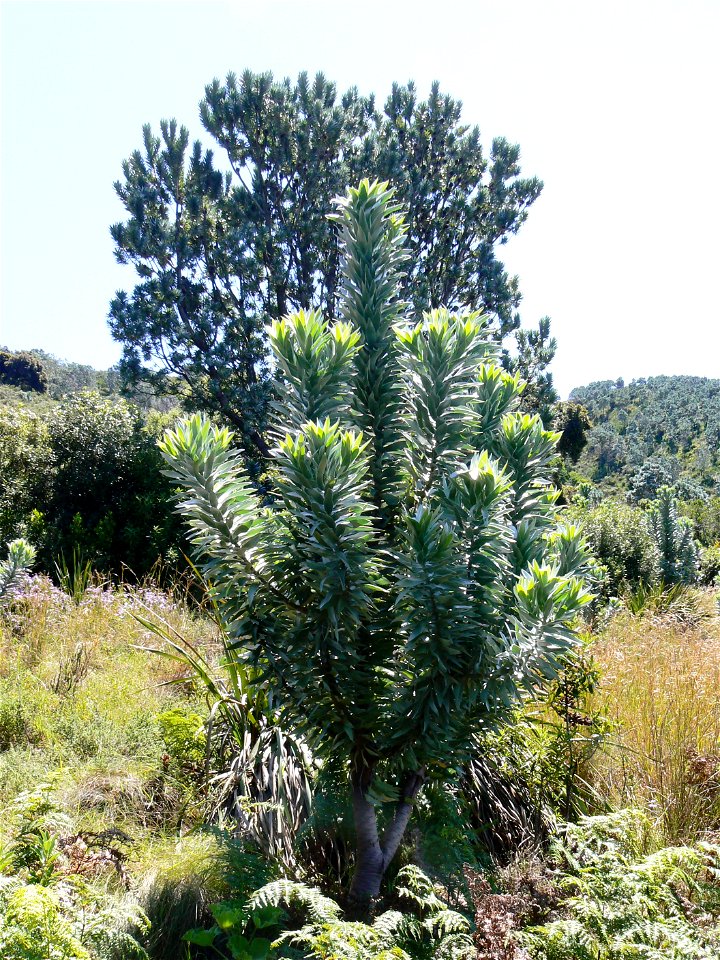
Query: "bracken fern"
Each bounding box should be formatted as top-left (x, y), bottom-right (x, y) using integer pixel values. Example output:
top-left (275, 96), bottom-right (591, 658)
top-left (517, 810), bottom-right (720, 959)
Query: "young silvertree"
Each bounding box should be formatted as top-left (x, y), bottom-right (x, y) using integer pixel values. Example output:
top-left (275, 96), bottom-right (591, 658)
top-left (159, 181), bottom-right (589, 906)
top-left (648, 486), bottom-right (699, 585)
top-left (0, 538), bottom-right (35, 601)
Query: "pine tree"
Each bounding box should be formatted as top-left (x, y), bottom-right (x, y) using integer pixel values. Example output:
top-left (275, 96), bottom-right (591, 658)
top-left (111, 72), bottom-right (555, 463)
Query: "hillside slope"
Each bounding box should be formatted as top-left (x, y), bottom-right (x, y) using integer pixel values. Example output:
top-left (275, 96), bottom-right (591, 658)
top-left (569, 375), bottom-right (720, 491)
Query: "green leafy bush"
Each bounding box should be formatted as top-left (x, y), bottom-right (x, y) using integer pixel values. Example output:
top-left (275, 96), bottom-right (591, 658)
top-left (680, 496), bottom-right (720, 548)
top-left (464, 641), bottom-right (612, 860)
top-left (626, 454), bottom-right (678, 503)
top-left (157, 707), bottom-right (206, 773)
top-left (0, 351), bottom-right (47, 393)
top-left (0, 681), bottom-right (39, 752)
top-left (699, 544), bottom-right (720, 586)
top-left (0, 406), bottom-right (51, 551)
top-left (0, 393), bottom-right (184, 578)
top-left (573, 500), bottom-right (659, 596)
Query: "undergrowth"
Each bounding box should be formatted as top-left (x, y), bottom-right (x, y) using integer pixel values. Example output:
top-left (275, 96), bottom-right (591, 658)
top-left (1, 574), bottom-right (719, 958)
top-left (517, 809), bottom-right (720, 959)
top-left (0, 575), bottom-right (215, 841)
top-left (183, 864), bottom-right (475, 959)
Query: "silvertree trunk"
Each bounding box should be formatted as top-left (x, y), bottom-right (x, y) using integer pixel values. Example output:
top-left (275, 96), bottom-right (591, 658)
top-left (348, 762), bottom-right (425, 911)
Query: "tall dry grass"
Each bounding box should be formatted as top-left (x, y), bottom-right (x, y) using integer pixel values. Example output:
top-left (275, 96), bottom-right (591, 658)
top-left (590, 593), bottom-right (720, 843)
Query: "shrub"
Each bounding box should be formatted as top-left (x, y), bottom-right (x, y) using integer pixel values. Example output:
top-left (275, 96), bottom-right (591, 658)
top-left (0, 351), bottom-right (47, 393)
top-left (464, 642), bottom-right (612, 858)
top-left (132, 832), bottom-right (270, 960)
top-left (0, 392), bottom-right (185, 578)
top-left (699, 544), bottom-right (720, 586)
top-left (626, 454), bottom-right (678, 503)
top-left (679, 496), bottom-right (720, 548)
top-left (0, 408), bottom-right (51, 547)
top-left (0, 683), bottom-right (39, 752)
top-left (574, 499), bottom-right (659, 596)
top-left (43, 392), bottom-right (183, 575)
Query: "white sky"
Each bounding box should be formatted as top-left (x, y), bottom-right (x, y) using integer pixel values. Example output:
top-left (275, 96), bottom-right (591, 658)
top-left (1, 0), bottom-right (719, 397)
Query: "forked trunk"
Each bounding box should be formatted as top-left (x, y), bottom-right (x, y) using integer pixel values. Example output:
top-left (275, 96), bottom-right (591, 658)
top-left (348, 761), bottom-right (425, 913)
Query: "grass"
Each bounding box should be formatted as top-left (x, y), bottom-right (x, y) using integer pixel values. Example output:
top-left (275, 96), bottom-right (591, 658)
top-left (0, 574), bottom-right (236, 957)
top-left (589, 589), bottom-right (720, 844)
top-left (0, 574), bottom-right (218, 843)
top-left (1, 572), bottom-right (719, 957)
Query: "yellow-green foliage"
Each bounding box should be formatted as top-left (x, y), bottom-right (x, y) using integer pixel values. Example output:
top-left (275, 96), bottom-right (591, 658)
top-left (0, 784), bottom-right (151, 959)
top-left (0, 575), bottom-right (302, 959)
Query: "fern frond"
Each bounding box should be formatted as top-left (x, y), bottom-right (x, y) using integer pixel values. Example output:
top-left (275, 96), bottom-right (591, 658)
top-left (248, 878), bottom-right (341, 924)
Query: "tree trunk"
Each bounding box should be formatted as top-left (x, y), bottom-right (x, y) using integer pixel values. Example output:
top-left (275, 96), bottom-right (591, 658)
top-left (348, 762), bottom-right (425, 913)
top-left (348, 765), bottom-right (385, 908)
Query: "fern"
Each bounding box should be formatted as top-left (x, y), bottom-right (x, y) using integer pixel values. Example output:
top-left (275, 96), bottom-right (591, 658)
top-left (517, 811), bottom-right (720, 959)
top-left (185, 865), bottom-right (474, 959)
top-left (0, 784), bottom-right (149, 960)
top-left (270, 865), bottom-right (474, 959)
top-left (249, 878), bottom-right (342, 924)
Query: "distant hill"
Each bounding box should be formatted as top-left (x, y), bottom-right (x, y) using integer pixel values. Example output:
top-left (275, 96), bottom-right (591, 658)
top-left (569, 376), bottom-right (720, 493)
top-left (0, 348), bottom-right (177, 413)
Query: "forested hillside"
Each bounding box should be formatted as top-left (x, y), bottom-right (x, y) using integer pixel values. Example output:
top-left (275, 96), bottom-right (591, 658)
top-left (569, 375), bottom-right (720, 492)
top-left (0, 347), bottom-right (178, 412)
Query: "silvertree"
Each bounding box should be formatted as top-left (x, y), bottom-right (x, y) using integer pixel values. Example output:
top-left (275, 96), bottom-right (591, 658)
top-left (159, 180), bottom-right (589, 906)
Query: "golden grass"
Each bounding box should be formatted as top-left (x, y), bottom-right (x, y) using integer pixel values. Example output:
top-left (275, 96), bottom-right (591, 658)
top-left (590, 596), bottom-right (720, 843)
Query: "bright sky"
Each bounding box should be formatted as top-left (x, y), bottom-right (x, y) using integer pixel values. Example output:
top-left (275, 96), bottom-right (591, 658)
top-left (1, 0), bottom-right (719, 397)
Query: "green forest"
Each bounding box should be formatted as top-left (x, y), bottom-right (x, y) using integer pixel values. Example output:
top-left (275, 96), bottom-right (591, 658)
top-left (1, 70), bottom-right (719, 960)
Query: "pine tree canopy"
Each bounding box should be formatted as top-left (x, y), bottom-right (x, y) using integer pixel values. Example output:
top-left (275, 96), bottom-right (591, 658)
top-left (159, 180), bottom-right (589, 904)
top-left (111, 71), bottom-right (556, 463)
